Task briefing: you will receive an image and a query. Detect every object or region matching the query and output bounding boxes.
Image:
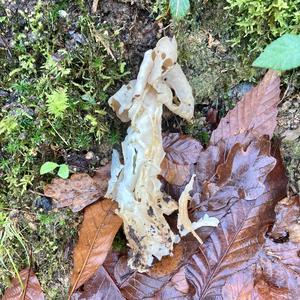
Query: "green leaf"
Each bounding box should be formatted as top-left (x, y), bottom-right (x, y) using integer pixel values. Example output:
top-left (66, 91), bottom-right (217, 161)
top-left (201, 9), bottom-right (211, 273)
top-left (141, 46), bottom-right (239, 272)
top-left (57, 164), bottom-right (69, 179)
top-left (169, 0), bottom-right (190, 19)
top-left (253, 34), bottom-right (300, 71)
top-left (40, 162), bottom-right (59, 175)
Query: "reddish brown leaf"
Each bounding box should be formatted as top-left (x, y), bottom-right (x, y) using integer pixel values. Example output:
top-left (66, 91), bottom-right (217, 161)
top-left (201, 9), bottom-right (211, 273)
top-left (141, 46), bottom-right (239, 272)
top-left (160, 159), bottom-right (191, 186)
top-left (160, 133), bottom-right (202, 186)
top-left (269, 195), bottom-right (300, 243)
top-left (69, 199), bottom-right (122, 294)
top-left (184, 152), bottom-right (287, 299)
top-left (71, 266), bottom-right (124, 300)
top-left (2, 268), bottom-right (44, 300)
top-left (210, 70), bottom-right (281, 145)
top-left (193, 137), bottom-right (276, 218)
top-left (222, 270), bottom-right (255, 300)
top-left (148, 244), bottom-right (184, 277)
top-left (44, 164), bottom-right (111, 212)
top-left (147, 267), bottom-right (192, 300)
top-left (163, 133), bottom-right (202, 165)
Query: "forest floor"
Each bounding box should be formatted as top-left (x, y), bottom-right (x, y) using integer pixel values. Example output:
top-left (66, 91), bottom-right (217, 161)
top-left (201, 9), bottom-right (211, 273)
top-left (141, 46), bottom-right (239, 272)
top-left (0, 0), bottom-right (299, 298)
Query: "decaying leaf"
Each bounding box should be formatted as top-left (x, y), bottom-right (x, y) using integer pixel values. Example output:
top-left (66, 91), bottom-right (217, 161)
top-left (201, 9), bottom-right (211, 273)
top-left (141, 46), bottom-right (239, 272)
top-left (106, 37), bottom-right (195, 271)
top-left (177, 175), bottom-right (219, 244)
top-left (44, 164), bottom-right (110, 212)
top-left (2, 268), bottom-right (44, 300)
top-left (70, 199), bottom-right (122, 294)
top-left (210, 70), bottom-right (281, 145)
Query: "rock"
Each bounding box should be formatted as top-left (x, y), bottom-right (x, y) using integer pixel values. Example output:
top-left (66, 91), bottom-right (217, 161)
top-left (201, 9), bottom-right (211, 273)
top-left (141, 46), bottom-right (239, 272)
top-left (35, 196), bottom-right (52, 213)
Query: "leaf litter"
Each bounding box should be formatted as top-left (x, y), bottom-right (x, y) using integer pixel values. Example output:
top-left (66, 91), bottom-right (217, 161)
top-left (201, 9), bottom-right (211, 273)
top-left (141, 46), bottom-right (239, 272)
top-left (6, 36), bottom-right (296, 299)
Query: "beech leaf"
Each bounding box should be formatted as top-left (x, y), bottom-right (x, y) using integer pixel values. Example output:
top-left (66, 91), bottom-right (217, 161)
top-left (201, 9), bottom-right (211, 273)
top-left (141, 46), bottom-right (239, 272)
top-left (2, 268), bottom-right (44, 300)
top-left (184, 154), bottom-right (287, 299)
top-left (71, 266), bottom-right (124, 300)
top-left (44, 163), bottom-right (110, 212)
top-left (69, 199), bottom-right (122, 294)
top-left (210, 70), bottom-right (281, 145)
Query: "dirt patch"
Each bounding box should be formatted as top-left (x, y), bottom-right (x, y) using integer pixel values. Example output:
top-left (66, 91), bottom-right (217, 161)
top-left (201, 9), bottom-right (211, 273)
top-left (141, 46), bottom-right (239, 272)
top-left (277, 92), bottom-right (300, 193)
top-left (95, 0), bottom-right (160, 75)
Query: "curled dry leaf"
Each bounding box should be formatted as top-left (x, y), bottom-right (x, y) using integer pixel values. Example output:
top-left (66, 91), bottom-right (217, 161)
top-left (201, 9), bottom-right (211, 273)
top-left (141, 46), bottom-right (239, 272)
top-left (163, 133), bottom-right (202, 165)
top-left (2, 268), bottom-right (44, 300)
top-left (69, 199), bottom-right (122, 294)
top-left (210, 70), bottom-right (281, 145)
top-left (44, 164), bottom-right (110, 212)
top-left (106, 37), bottom-right (195, 271)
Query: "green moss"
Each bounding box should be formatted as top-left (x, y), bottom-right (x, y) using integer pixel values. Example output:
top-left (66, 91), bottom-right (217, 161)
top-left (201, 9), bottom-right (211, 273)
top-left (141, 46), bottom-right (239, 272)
top-left (226, 0), bottom-right (300, 55)
top-left (0, 0), bottom-right (127, 296)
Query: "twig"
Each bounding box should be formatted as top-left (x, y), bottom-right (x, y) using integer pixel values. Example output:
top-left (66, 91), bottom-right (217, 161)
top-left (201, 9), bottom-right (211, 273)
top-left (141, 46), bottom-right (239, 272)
top-left (92, 0), bottom-right (100, 14)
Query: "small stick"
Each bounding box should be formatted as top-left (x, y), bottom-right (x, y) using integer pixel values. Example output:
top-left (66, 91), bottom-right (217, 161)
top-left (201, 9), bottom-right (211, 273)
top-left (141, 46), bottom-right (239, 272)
top-left (92, 0), bottom-right (100, 14)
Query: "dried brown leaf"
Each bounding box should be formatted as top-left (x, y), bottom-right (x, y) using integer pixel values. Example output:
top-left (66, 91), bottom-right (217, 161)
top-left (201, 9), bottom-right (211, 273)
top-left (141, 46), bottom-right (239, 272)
top-left (71, 266), bottom-right (124, 300)
top-left (160, 133), bottom-right (202, 186)
top-left (210, 70), bottom-right (281, 145)
top-left (147, 267), bottom-right (192, 300)
top-left (163, 133), bottom-right (202, 165)
top-left (44, 164), bottom-right (110, 212)
top-left (2, 268), bottom-right (44, 300)
top-left (160, 159), bottom-right (191, 186)
top-left (69, 199), bottom-right (122, 294)
top-left (222, 270), bottom-right (255, 300)
top-left (184, 153), bottom-right (287, 299)
top-left (198, 137), bottom-right (276, 213)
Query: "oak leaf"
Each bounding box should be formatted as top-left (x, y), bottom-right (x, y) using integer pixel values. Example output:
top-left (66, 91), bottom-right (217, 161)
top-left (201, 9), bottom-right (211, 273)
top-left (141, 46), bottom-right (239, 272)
top-left (210, 70), bottom-right (281, 145)
top-left (69, 199), bottom-right (122, 294)
top-left (44, 164), bottom-right (110, 212)
top-left (2, 268), bottom-right (44, 300)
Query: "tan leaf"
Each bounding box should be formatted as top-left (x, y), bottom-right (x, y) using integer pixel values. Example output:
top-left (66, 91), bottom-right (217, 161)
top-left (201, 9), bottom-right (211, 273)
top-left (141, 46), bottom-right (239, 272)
top-left (69, 199), bottom-right (122, 294)
top-left (2, 268), bottom-right (44, 300)
top-left (210, 70), bottom-right (281, 145)
top-left (44, 164), bottom-right (110, 212)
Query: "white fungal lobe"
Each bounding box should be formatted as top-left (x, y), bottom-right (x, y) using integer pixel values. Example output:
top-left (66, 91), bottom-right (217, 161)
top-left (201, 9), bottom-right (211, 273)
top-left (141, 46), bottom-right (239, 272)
top-left (106, 37), bottom-right (218, 272)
